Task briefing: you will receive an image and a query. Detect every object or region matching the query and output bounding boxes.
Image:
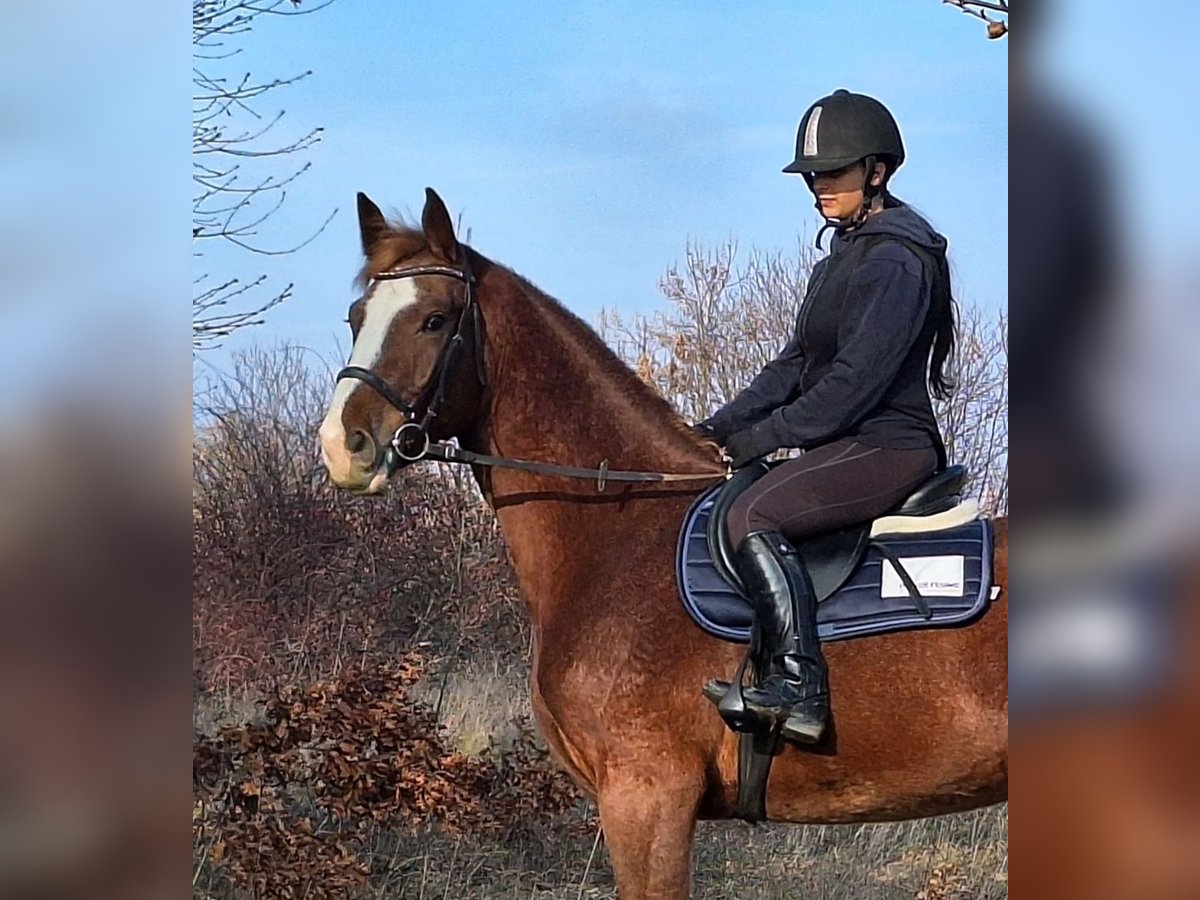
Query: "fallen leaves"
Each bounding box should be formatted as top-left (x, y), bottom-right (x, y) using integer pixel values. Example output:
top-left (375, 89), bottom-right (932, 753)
top-left (193, 655), bottom-right (583, 899)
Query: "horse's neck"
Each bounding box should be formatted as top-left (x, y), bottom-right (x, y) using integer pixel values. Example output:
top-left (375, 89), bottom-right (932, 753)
top-left (470, 269), bottom-right (711, 481)
top-left (466, 271), bottom-right (716, 621)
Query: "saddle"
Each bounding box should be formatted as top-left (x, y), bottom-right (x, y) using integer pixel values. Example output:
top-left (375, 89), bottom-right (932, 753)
top-left (676, 462), bottom-right (995, 644)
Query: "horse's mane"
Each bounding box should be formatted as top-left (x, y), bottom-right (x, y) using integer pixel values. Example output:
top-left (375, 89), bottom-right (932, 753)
top-left (502, 269), bottom-right (697, 436)
top-left (355, 220), bottom-right (704, 448)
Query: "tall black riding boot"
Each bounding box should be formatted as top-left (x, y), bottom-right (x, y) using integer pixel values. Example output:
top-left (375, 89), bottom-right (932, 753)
top-left (736, 531), bottom-right (830, 743)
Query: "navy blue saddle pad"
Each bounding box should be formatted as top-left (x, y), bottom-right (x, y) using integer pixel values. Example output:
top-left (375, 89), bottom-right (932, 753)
top-left (676, 481), bottom-right (995, 644)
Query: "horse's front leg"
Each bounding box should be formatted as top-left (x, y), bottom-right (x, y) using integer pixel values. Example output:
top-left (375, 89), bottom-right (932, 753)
top-left (597, 761), bottom-right (705, 900)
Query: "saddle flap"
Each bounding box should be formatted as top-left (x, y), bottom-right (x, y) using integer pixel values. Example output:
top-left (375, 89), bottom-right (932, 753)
top-left (793, 525), bottom-right (871, 603)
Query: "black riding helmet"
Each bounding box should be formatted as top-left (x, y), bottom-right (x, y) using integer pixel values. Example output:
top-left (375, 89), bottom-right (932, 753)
top-left (785, 89), bottom-right (905, 234)
top-left (783, 89), bottom-right (905, 175)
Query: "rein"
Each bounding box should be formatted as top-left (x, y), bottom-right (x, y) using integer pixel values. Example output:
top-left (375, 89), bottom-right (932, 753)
top-left (335, 256), bottom-right (728, 492)
top-left (420, 439), bottom-right (725, 492)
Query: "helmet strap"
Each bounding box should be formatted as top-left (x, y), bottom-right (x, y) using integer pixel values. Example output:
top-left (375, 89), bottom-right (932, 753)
top-left (806, 157), bottom-right (886, 247)
top-left (842, 154), bottom-right (880, 231)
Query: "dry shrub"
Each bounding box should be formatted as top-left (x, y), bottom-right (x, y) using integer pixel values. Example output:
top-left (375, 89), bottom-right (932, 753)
top-left (600, 240), bottom-right (818, 423)
top-left (936, 306), bottom-right (1008, 514)
top-left (192, 344), bottom-right (525, 698)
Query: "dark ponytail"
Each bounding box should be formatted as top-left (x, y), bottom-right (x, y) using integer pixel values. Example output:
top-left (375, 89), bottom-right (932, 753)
top-left (927, 263), bottom-right (957, 401)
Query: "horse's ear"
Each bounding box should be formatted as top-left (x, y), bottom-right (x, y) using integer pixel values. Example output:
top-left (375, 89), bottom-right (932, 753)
top-left (421, 187), bottom-right (459, 261)
top-left (356, 192), bottom-right (389, 255)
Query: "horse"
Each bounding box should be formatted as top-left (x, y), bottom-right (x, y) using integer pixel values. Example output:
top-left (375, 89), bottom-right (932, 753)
top-left (318, 188), bottom-right (1008, 899)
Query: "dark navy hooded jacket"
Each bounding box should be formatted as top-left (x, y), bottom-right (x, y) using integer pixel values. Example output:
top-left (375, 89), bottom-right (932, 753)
top-left (700, 204), bottom-right (949, 463)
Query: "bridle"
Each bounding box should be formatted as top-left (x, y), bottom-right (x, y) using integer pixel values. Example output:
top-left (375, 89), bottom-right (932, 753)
top-left (335, 251), bottom-right (727, 491)
top-left (337, 254), bottom-right (487, 472)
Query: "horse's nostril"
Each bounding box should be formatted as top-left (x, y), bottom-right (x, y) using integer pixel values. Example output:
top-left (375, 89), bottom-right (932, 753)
top-left (347, 429), bottom-right (371, 455)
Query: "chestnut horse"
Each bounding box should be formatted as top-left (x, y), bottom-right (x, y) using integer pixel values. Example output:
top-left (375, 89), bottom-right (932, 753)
top-left (319, 189), bottom-right (1008, 899)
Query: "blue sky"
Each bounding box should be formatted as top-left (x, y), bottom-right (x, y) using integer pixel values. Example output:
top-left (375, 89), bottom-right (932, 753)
top-left (199, 0), bottom-right (1007, 376)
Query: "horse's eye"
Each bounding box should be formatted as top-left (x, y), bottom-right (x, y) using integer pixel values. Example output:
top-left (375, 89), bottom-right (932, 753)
top-left (423, 313), bottom-right (447, 333)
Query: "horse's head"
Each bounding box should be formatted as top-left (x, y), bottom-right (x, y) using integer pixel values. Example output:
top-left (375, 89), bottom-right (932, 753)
top-left (319, 189), bottom-right (486, 493)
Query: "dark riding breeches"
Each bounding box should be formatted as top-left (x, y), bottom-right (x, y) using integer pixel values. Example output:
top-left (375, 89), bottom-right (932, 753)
top-left (725, 438), bottom-right (939, 548)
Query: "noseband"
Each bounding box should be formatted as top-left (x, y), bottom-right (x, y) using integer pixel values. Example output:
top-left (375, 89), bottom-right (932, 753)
top-left (336, 257), bottom-right (487, 467)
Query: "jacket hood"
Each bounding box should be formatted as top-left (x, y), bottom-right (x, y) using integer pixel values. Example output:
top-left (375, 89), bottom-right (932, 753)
top-left (834, 204), bottom-right (947, 255)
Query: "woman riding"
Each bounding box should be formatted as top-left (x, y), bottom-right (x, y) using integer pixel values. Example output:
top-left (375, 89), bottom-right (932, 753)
top-left (696, 89), bottom-right (957, 744)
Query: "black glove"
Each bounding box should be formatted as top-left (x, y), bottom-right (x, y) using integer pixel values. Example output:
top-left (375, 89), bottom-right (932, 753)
top-left (724, 425), bottom-right (777, 468)
top-left (689, 421), bottom-right (717, 442)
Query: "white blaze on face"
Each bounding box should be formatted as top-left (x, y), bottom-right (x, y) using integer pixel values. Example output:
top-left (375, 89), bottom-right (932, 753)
top-left (319, 278), bottom-right (420, 483)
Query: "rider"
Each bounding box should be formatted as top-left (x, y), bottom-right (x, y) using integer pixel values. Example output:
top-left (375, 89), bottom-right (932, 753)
top-left (696, 89), bottom-right (956, 744)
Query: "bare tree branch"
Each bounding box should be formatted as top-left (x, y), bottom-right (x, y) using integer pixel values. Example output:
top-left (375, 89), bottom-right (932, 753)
top-left (942, 0), bottom-right (1009, 39)
top-left (193, 1), bottom-right (336, 351)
